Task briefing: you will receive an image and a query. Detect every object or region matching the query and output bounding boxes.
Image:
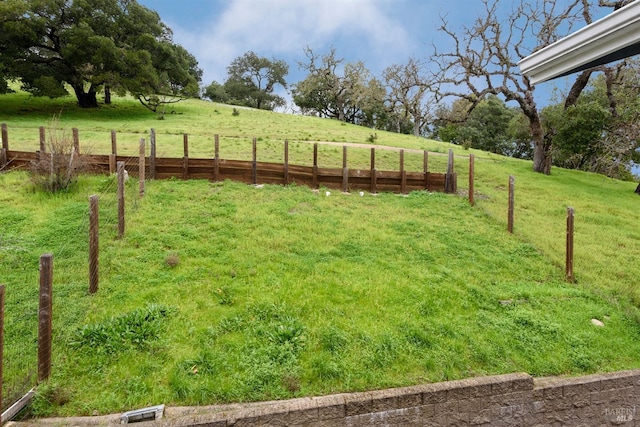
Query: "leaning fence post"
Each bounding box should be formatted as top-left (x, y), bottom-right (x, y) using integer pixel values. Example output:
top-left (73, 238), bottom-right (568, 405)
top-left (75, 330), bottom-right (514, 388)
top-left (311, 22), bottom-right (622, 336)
top-left (38, 254), bottom-right (53, 383)
top-left (139, 138), bottom-right (145, 197)
top-left (469, 154), bottom-right (475, 206)
top-left (0, 284), bottom-right (4, 413)
top-left (566, 207), bottom-right (575, 283)
top-left (117, 161), bottom-right (125, 239)
top-left (508, 175), bottom-right (515, 234)
top-left (89, 195), bottom-right (99, 294)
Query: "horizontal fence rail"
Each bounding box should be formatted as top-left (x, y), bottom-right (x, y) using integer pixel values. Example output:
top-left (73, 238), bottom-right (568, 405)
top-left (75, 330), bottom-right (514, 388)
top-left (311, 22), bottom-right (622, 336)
top-left (0, 124), bottom-right (458, 194)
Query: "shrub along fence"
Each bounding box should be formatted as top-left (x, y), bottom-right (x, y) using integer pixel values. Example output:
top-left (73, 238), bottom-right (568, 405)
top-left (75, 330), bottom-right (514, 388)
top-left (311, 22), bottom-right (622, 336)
top-left (0, 124), bottom-right (459, 195)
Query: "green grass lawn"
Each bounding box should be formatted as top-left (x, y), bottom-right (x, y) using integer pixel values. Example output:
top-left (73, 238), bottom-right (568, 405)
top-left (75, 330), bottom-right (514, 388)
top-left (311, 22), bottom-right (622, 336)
top-left (1, 91), bottom-right (640, 417)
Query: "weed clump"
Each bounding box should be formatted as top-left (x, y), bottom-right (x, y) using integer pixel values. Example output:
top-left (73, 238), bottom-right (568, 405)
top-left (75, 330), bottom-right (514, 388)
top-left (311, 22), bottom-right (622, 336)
top-left (165, 253), bottom-right (180, 267)
top-left (29, 116), bottom-right (88, 192)
top-left (70, 304), bottom-right (175, 354)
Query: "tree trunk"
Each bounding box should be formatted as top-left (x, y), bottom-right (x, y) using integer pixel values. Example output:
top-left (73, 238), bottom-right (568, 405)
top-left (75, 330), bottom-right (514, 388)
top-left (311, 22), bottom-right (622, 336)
top-left (73, 85), bottom-right (99, 108)
top-left (104, 85), bottom-right (111, 105)
top-left (529, 113), bottom-right (552, 174)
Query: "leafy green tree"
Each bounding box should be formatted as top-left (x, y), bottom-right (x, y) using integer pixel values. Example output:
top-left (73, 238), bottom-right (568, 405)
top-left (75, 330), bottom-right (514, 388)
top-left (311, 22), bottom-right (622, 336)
top-left (457, 95), bottom-right (515, 155)
top-left (203, 81), bottom-right (229, 103)
top-left (542, 60), bottom-right (640, 178)
top-left (218, 51), bottom-right (288, 110)
top-left (0, 0), bottom-right (201, 108)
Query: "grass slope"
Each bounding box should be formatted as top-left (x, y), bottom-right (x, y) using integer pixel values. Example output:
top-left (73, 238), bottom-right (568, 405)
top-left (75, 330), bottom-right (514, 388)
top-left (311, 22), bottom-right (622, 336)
top-left (1, 92), bottom-right (639, 416)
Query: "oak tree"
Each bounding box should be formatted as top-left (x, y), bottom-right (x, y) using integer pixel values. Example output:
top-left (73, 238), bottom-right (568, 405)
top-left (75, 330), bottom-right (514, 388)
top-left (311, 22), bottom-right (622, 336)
top-left (0, 0), bottom-right (201, 109)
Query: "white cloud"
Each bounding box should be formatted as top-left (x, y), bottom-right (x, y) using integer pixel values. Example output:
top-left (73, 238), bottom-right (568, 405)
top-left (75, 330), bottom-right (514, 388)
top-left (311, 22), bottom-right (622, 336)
top-left (169, 0), bottom-right (413, 85)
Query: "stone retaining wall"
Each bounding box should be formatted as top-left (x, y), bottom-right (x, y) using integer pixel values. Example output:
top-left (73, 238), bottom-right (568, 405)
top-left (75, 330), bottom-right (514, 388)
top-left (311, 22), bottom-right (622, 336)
top-left (9, 370), bottom-right (640, 426)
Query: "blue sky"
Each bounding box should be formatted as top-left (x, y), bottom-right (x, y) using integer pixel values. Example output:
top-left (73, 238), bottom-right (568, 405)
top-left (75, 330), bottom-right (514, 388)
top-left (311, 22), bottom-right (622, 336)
top-left (137, 0), bottom-right (611, 109)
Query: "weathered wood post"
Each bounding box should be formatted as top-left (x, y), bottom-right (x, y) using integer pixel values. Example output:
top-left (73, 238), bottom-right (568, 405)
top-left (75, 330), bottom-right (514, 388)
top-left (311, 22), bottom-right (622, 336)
top-left (0, 123), bottom-right (7, 169)
top-left (89, 195), bottom-right (99, 294)
top-left (370, 148), bottom-right (377, 194)
top-left (469, 154), bottom-right (475, 206)
top-left (214, 134), bottom-right (220, 181)
top-left (252, 137), bottom-right (257, 185)
top-left (38, 253), bottom-right (53, 383)
top-left (117, 161), bottom-right (125, 239)
top-left (312, 143), bottom-right (318, 189)
top-left (445, 149), bottom-right (455, 193)
top-left (149, 128), bottom-right (156, 180)
top-left (109, 130), bottom-right (117, 174)
top-left (72, 128), bottom-right (80, 154)
top-left (182, 133), bottom-right (189, 180)
top-left (284, 140), bottom-right (289, 185)
top-left (39, 126), bottom-right (46, 153)
top-left (139, 138), bottom-right (145, 197)
top-left (0, 284), bottom-right (4, 413)
top-left (423, 151), bottom-right (429, 190)
top-left (400, 149), bottom-right (406, 194)
top-left (566, 207), bottom-right (575, 283)
top-left (1, 123), bottom-right (8, 151)
top-left (508, 175), bottom-right (515, 234)
top-left (342, 146), bottom-right (348, 193)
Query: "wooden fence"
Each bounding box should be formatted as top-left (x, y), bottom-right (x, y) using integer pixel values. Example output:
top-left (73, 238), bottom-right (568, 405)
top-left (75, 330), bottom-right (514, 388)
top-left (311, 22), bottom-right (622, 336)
top-left (0, 124), bottom-right (458, 194)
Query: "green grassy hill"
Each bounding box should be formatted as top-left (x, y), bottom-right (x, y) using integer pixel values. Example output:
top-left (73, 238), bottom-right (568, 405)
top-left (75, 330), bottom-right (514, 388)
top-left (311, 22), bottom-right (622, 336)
top-left (1, 91), bottom-right (639, 417)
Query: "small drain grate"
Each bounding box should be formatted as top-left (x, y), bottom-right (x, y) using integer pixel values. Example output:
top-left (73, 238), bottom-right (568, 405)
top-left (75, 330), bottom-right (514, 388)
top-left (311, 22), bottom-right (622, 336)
top-left (120, 404), bottom-right (164, 424)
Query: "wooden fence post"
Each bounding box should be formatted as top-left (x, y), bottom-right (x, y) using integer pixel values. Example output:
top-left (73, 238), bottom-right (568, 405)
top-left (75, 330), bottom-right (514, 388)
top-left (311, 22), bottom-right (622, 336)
top-left (566, 207), bottom-right (575, 283)
top-left (400, 149), bottom-right (406, 194)
top-left (445, 149), bottom-right (455, 193)
top-left (72, 128), bottom-right (79, 154)
top-left (370, 148), bottom-right (377, 194)
top-left (89, 195), bottom-right (99, 294)
top-left (1, 123), bottom-right (8, 151)
top-left (342, 145), bottom-right (348, 193)
top-left (117, 161), bottom-right (125, 239)
top-left (0, 123), bottom-right (7, 168)
top-left (312, 143), bottom-right (318, 189)
top-left (0, 284), bottom-right (4, 413)
top-left (508, 175), bottom-right (515, 234)
top-left (139, 138), bottom-right (145, 197)
top-left (109, 130), bottom-right (117, 174)
top-left (39, 126), bottom-right (46, 153)
top-left (214, 134), bottom-right (219, 181)
top-left (284, 140), bottom-right (289, 185)
top-left (252, 137), bottom-right (257, 185)
top-left (469, 154), bottom-right (475, 206)
top-left (38, 253), bottom-right (53, 383)
top-left (149, 129), bottom-right (156, 180)
top-left (182, 133), bottom-right (189, 180)
top-left (424, 151), bottom-right (429, 190)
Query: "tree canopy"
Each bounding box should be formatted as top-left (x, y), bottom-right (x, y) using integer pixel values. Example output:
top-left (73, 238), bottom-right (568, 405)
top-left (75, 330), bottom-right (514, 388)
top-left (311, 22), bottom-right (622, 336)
top-left (0, 0), bottom-right (202, 108)
top-left (204, 51), bottom-right (288, 111)
top-left (292, 47), bottom-right (385, 126)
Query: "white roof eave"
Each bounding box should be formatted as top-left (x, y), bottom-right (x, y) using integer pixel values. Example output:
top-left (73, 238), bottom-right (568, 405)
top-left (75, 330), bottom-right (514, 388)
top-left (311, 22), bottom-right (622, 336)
top-left (518, 1), bottom-right (640, 85)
